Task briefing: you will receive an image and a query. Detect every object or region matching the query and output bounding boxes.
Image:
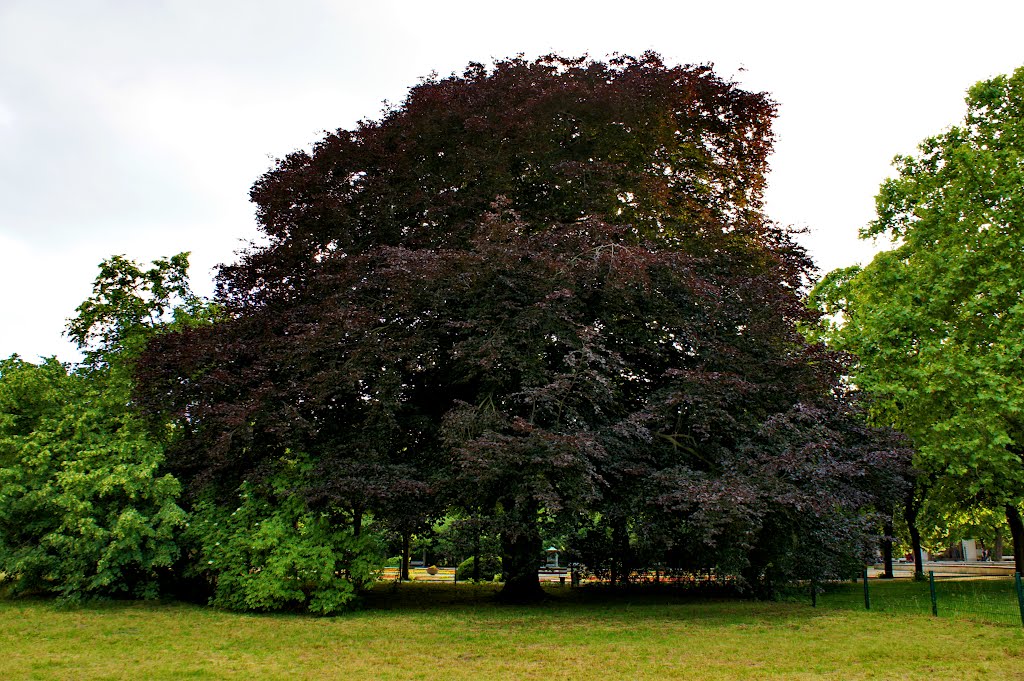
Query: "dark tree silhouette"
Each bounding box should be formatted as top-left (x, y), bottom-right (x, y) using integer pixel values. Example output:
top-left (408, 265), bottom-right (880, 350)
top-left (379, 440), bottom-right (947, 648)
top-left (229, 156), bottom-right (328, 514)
top-left (139, 53), bottom-right (907, 602)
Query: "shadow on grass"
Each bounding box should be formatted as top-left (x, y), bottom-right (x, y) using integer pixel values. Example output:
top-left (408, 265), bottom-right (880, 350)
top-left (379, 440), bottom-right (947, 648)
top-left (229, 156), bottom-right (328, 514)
top-left (357, 580), bottom-right (841, 628)
top-left (0, 579), bottom-right (885, 629)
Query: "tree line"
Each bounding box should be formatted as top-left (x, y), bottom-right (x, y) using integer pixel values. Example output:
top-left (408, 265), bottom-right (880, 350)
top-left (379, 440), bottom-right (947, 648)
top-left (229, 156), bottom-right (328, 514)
top-left (1, 54), bottom-right (1020, 612)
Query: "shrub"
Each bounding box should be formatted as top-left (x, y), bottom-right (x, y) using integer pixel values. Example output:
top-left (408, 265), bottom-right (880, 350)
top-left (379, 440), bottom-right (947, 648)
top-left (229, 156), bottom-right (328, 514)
top-left (456, 555), bottom-right (502, 582)
top-left (184, 453), bottom-right (384, 615)
top-left (0, 357), bottom-right (186, 602)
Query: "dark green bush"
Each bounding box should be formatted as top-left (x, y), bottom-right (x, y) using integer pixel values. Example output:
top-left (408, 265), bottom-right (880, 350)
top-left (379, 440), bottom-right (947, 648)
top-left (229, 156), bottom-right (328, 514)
top-left (455, 555), bottom-right (502, 582)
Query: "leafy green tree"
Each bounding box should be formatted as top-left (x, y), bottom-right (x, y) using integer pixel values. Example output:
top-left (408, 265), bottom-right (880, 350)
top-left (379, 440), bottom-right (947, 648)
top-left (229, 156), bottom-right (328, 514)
top-left (67, 252), bottom-right (206, 368)
top-left (809, 67), bottom-right (1024, 573)
top-left (0, 253), bottom-right (201, 601)
top-left (0, 357), bottom-right (185, 600)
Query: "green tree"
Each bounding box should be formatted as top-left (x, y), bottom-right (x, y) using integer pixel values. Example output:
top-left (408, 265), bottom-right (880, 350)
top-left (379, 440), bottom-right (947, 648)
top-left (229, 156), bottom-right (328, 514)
top-left (0, 356), bottom-right (185, 601)
top-left (0, 253), bottom-right (200, 601)
top-left (809, 66), bottom-right (1024, 573)
top-left (67, 252), bottom-right (205, 367)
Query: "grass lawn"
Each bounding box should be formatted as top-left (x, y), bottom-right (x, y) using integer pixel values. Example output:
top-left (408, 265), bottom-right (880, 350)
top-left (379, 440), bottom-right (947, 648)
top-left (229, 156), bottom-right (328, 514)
top-left (1, 583), bottom-right (1022, 680)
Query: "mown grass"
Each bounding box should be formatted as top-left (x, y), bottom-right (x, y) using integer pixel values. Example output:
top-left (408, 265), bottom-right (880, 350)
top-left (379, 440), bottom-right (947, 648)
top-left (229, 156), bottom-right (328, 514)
top-left (1, 583), bottom-right (1022, 680)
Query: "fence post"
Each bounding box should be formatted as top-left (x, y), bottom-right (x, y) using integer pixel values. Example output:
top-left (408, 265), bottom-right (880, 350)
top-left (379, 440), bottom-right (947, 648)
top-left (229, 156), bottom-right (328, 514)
top-left (811, 579), bottom-right (817, 608)
top-left (863, 568), bottom-right (870, 610)
top-left (929, 571), bottom-right (937, 617)
top-left (1015, 573), bottom-right (1024, 627)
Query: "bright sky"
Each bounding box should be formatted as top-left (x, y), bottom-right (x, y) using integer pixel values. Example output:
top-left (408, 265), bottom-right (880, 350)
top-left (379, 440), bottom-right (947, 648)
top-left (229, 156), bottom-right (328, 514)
top-left (2, 0), bottom-right (1022, 362)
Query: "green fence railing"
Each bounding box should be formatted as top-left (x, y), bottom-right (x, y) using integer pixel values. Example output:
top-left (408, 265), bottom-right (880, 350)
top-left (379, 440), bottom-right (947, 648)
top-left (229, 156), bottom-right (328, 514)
top-left (806, 570), bottom-right (1024, 627)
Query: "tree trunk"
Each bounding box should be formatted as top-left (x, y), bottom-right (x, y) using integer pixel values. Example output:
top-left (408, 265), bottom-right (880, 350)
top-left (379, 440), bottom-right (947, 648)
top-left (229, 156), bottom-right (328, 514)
top-left (904, 493), bottom-right (924, 580)
top-left (498, 509), bottom-right (544, 603)
top-left (881, 518), bottom-right (895, 579)
top-left (993, 526), bottom-right (1004, 562)
top-left (353, 507), bottom-right (363, 537)
top-left (1005, 504), bottom-right (1024, 575)
top-left (612, 521), bottom-right (630, 586)
top-left (472, 526), bottom-right (481, 582)
top-left (740, 530), bottom-right (777, 599)
top-left (401, 532), bottom-right (411, 582)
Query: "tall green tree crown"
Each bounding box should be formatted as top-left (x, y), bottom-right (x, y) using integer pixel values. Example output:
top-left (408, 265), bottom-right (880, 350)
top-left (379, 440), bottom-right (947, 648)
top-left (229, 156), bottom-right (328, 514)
top-left (0, 253), bottom-right (204, 601)
top-left (809, 66), bottom-right (1024, 571)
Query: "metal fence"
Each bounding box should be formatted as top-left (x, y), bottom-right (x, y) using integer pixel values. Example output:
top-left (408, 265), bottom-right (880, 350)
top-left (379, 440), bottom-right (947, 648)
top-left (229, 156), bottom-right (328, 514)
top-left (805, 570), bottom-right (1024, 627)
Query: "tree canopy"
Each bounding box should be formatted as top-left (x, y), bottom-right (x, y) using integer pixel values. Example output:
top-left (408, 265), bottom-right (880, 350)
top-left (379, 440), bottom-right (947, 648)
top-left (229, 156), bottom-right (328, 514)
top-left (138, 53), bottom-right (908, 602)
top-left (0, 253), bottom-right (200, 601)
top-left (809, 66), bottom-right (1024, 572)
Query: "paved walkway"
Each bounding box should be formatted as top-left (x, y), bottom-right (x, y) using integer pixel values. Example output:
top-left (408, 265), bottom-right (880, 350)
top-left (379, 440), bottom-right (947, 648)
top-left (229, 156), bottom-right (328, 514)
top-left (870, 561), bottom-right (1018, 578)
top-left (379, 566), bottom-right (572, 583)
top-left (383, 562), bottom-right (1019, 584)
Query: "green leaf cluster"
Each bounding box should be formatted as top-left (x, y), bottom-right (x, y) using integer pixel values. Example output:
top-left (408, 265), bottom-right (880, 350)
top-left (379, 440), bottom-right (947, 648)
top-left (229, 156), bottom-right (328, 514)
top-left (185, 457), bottom-right (382, 615)
top-left (2, 253), bottom-right (385, 611)
top-left (66, 252), bottom-right (206, 368)
top-left (809, 66), bottom-right (1024, 514)
top-left (0, 357), bottom-right (186, 601)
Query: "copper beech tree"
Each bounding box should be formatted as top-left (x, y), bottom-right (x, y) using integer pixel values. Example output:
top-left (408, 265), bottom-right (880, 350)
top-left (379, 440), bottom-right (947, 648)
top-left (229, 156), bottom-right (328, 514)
top-left (138, 54), bottom-right (908, 603)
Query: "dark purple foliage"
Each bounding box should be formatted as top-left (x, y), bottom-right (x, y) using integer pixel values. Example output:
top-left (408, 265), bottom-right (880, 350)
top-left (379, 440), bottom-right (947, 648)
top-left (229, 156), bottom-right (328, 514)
top-left (137, 54), bottom-right (909, 601)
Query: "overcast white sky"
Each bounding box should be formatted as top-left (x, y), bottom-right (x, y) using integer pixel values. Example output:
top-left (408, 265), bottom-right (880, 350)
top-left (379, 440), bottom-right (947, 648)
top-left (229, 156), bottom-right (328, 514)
top-left (2, 0), bottom-right (1023, 362)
